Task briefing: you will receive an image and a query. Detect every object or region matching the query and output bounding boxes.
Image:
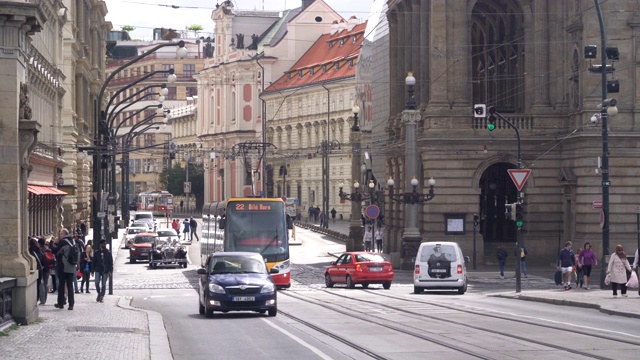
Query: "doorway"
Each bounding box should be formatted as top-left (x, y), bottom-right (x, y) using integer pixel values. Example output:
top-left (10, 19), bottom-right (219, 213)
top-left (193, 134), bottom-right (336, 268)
top-left (479, 162), bottom-right (518, 243)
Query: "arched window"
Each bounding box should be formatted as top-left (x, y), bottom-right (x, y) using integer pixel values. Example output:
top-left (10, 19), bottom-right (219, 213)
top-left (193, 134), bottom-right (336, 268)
top-left (471, 0), bottom-right (524, 113)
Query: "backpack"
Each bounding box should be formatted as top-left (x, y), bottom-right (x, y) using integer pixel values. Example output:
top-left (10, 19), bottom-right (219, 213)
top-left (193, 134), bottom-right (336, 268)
top-left (65, 239), bottom-right (79, 265)
top-left (43, 250), bottom-right (56, 269)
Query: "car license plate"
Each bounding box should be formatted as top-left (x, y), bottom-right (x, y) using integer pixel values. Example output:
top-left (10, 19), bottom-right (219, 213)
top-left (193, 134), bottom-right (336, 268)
top-left (232, 296), bottom-right (255, 302)
top-left (430, 269), bottom-right (446, 273)
top-left (369, 267), bottom-right (382, 272)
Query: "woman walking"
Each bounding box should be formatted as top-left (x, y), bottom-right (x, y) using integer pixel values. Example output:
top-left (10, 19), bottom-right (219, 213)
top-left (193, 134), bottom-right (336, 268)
top-left (607, 244), bottom-right (632, 298)
top-left (578, 242), bottom-right (598, 290)
top-left (80, 240), bottom-right (93, 293)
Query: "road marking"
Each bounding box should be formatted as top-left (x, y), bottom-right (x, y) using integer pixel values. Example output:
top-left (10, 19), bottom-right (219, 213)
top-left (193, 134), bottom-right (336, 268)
top-left (261, 318), bottom-right (333, 360)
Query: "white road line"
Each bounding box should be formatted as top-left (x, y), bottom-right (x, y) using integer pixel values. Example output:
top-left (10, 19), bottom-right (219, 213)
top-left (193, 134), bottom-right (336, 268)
top-left (261, 318), bottom-right (333, 360)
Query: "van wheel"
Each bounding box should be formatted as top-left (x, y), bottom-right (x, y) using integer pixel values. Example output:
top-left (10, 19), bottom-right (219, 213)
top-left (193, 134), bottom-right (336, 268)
top-left (268, 307), bottom-right (277, 317)
top-left (383, 282), bottom-right (391, 290)
top-left (346, 275), bottom-right (355, 289)
top-left (414, 286), bottom-right (423, 294)
top-left (324, 273), bottom-right (334, 288)
top-left (458, 283), bottom-right (467, 295)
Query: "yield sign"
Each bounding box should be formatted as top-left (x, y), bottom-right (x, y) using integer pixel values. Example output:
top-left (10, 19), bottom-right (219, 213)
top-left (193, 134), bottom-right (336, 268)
top-left (508, 169), bottom-right (531, 191)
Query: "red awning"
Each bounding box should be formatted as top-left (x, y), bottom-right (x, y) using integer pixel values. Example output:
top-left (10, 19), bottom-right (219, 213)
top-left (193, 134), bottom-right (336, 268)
top-left (27, 185), bottom-right (67, 196)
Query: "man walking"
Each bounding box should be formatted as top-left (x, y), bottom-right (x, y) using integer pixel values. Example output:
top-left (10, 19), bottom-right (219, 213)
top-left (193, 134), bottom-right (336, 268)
top-left (374, 227), bottom-right (383, 253)
top-left (557, 241), bottom-right (575, 290)
top-left (182, 218), bottom-right (191, 241)
top-left (496, 243), bottom-right (508, 279)
top-left (189, 217), bottom-right (200, 242)
top-left (92, 240), bottom-right (113, 303)
top-left (363, 226), bottom-right (373, 252)
top-left (330, 208), bottom-right (337, 223)
top-left (52, 229), bottom-right (76, 310)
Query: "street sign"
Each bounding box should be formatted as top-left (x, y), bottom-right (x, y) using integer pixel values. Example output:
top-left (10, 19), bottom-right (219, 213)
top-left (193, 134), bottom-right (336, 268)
top-left (183, 181), bottom-right (191, 194)
top-left (508, 169), bottom-right (532, 191)
top-left (365, 204), bottom-right (380, 219)
top-left (592, 200), bottom-right (603, 209)
top-left (602, 180), bottom-right (611, 187)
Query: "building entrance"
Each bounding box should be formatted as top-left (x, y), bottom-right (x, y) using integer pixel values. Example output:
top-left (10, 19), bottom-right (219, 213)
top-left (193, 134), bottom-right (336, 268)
top-left (479, 162), bottom-right (518, 244)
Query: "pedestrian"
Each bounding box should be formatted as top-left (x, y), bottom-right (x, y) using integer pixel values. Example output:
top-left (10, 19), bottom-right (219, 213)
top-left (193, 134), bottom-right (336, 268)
top-left (607, 244), bottom-right (632, 298)
top-left (375, 227), bottom-right (383, 253)
top-left (632, 247), bottom-right (640, 296)
top-left (80, 240), bottom-right (93, 294)
top-left (52, 228), bottom-right (76, 310)
top-left (182, 218), bottom-right (191, 241)
top-left (330, 208), bottom-right (337, 223)
top-left (28, 238), bottom-right (45, 305)
top-left (172, 219), bottom-right (179, 233)
top-left (189, 217), bottom-right (200, 242)
top-left (180, 199), bottom-right (184, 213)
top-left (79, 220), bottom-right (87, 242)
top-left (578, 242), bottom-right (598, 290)
top-left (496, 243), bottom-right (508, 279)
top-left (574, 249), bottom-right (584, 288)
top-left (515, 245), bottom-right (528, 278)
top-left (38, 237), bottom-right (52, 304)
top-left (363, 226), bottom-right (373, 252)
top-left (72, 232), bottom-right (85, 294)
top-left (92, 240), bottom-right (113, 303)
top-left (319, 211), bottom-right (325, 227)
top-left (557, 241), bottom-right (575, 290)
top-left (314, 207), bottom-right (320, 223)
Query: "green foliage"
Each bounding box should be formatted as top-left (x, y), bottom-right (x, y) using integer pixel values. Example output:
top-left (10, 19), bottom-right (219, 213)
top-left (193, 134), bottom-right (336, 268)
top-left (121, 25), bottom-right (136, 32)
top-left (158, 162), bottom-right (205, 210)
top-left (186, 24), bottom-right (204, 31)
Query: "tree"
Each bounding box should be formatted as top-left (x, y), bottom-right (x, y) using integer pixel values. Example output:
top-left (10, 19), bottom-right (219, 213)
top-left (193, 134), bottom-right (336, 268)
top-left (186, 24), bottom-right (203, 38)
top-left (159, 162), bottom-right (204, 211)
top-left (120, 25), bottom-right (135, 41)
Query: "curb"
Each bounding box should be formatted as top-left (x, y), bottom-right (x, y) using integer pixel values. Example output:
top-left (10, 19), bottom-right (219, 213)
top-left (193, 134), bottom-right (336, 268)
top-left (490, 293), bottom-right (640, 319)
top-left (294, 221), bottom-right (350, 243)
top-left (118, 296), bottom-right (173, 360)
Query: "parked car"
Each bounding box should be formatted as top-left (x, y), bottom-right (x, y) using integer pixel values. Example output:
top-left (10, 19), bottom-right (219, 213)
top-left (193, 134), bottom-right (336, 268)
top-left (413, 242), bottom-right (468, 295)
top-left (197, 252), bottom-right (278, 318)
top-left (122, 226), bottom-right (148, 249)
top-left (129, 233), bottom-right (157, 263)
top-left (324, 252), bottom-right (394, 289)
top-left (150, 237), bottom-right (187, 269)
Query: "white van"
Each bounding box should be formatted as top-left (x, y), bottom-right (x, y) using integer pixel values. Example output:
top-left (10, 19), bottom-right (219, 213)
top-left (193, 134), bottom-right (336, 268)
top-left (414, 242), bottom-right (468, 294)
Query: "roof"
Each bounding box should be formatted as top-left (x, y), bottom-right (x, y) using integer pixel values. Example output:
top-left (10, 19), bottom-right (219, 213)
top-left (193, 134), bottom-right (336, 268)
top-left (264, 21), bottom-right (367, 93)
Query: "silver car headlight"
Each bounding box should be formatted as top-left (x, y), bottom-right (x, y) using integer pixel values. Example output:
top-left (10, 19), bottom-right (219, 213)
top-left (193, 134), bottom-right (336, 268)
top-left (272, 260), bottom-right (290, 271)
top-left (208, 283), bottom-right (226, 294)
top-left (261, 283), bottom-right (275, 293)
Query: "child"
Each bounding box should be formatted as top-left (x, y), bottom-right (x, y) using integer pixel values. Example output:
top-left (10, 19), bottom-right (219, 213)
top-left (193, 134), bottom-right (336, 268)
top-left (574, 249), bottom-right (584, 288)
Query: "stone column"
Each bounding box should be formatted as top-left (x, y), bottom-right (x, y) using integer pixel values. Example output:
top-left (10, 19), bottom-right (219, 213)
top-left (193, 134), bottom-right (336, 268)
top-left (531, 1), bottom-right (551, 111)
top-left (0, 3), bottom-right (45, 324)
top-left (400, 109), bottom-right (422, 270)
top-left (426, 0), bottom-right (450, 111)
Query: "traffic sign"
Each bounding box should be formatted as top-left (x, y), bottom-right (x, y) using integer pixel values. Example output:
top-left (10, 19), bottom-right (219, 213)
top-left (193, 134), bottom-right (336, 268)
top-left (592, 201), bottom-right (603, 209)
top-left (508, 169), bottom-right (532, 191)
top-left (602, 180), bottom-right (611, 187)
top-left (365, 205), bottom-right (380, 219)
top-left (183, 181), bottom-right (191, 194)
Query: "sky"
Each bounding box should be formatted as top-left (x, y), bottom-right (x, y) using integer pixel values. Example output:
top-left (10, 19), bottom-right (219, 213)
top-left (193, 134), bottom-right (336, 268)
top-left (105, 0), bottom-right (376, 40)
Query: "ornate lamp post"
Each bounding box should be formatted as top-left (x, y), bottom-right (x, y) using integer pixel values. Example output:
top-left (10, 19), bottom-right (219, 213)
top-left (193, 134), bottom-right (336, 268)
top-left (386, 72), bottom-right (437, 269)
top-left (318, 139), bottom-right (341, 228)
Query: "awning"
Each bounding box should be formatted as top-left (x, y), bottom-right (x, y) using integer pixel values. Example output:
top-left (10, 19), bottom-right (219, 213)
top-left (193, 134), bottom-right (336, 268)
top-left (27, 185), bottom-right (67, 196)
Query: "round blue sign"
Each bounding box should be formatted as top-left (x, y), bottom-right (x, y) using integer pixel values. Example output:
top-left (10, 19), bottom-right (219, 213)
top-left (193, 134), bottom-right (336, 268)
top-left (365, 205), bottom-right (380, 219)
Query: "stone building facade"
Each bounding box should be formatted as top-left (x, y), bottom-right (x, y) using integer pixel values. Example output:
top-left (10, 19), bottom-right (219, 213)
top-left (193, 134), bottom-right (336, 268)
top-left (374, 0), bottom-right (640, 266)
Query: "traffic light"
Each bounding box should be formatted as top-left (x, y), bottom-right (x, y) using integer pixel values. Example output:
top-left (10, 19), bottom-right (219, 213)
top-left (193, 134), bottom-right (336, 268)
top-left (504, 204), bottom-right (512, 220)
top-left (473, 213), bottom-right (479, 227)
top-left (473, 104), bottom-right (486, 118)
top-left (487, 114), bottom-right (496, 131)
top-left (515, 203), bottom-right (524, 227)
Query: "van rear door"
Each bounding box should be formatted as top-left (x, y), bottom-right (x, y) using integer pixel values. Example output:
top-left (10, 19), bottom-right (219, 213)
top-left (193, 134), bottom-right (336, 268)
top-left (417, 244), bottom-right (459, 280)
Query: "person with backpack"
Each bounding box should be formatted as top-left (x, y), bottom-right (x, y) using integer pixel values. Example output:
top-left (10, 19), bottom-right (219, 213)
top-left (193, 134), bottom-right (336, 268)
top-left (38, 237), bottom-right (54, 304)
top-left (92, 240), bottom-right (113, 303)
top-left (52, 228), bottom-right (78, 310)
top-left (515, 245), bottom-right (528, 278)
top-left (189, 217), bottom-right (199, 242)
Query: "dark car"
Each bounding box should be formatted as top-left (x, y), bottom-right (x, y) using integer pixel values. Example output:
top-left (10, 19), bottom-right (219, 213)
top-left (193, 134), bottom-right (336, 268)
top-left (129, 233), bottom-right (157, 263)
top-left (325, 252), bottom-right (394, 289)
top-left (197, 252), bottom-right (278, 318)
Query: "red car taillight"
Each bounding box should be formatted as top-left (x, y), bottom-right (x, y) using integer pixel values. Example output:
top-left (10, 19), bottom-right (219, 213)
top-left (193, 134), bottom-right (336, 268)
top-left (457, 264), bottom-right (463, 274)
top-left (415, 264), bottom-right (420, 275)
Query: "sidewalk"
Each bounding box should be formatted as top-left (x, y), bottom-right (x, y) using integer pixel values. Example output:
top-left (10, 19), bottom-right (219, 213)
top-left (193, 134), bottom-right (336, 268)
top-left (299, 219), bottom-right (640, 319)
top-left (0, 228), bottom-right (171, 360)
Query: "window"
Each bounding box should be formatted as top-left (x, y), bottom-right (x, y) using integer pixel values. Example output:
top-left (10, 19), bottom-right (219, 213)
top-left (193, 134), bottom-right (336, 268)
top-left (186, 86), bottom-right (197, 97)
top-left (161, 64), bottom-right (172, 71)
top-left (144, 134), bottom-right (155, 146)
top-left (183, 64), bottom-right (195, 77)
top-left (134, 159), bottom-right (141, 174)
top-left (167, 87), bottom-right (177, 100)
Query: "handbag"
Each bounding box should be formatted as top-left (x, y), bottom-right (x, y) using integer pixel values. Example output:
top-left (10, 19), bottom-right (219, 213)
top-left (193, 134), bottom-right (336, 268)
top-left (76, 270), bottom-right (83, 279)
top-left (604, 273), bottom-right (611, 285)
top-left (626, 271), bottom-right (639, 289)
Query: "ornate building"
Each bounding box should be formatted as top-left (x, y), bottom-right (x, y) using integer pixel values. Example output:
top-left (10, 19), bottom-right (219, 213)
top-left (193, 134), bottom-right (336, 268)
top-left (373, 0), bottom-right (640, 265)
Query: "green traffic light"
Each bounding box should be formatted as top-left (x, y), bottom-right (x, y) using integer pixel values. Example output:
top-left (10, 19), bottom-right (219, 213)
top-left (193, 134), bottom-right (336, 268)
top-left (516, 220), bottom-right (523, 227)
top-left (487, 123), bottom-right (495, 131)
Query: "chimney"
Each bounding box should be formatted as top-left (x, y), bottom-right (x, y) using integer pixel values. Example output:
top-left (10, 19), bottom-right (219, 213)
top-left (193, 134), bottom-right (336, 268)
top-left (302, 0), bottom-right (314, 10)
top-left (330, 20), bottom-right (339, 35)
top-left (338, 19), bottom-right (347, 32)
top-left (347, 15), bottom-right (359, 31)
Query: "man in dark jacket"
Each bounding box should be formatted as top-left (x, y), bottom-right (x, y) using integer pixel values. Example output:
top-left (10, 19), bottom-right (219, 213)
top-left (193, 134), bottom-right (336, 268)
top-left (92, 240), bottom-right (113, 303)
top-left (557, 241), bottom-right (575, 290)
top-left (189, 217), bottom-right (199, 242)
top-left (52, 228), bottom-right (76, 310)
top-left (496, 243), bottom-right (508, 279)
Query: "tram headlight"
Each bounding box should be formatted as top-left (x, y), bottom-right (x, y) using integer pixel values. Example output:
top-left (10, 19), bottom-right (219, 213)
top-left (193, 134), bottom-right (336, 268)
top-left (272, 260), bottom-right (290, 272)
top-left (261, 283), bottom-right (275, 293)
top-left (208, 283), bottom-right (226, 294)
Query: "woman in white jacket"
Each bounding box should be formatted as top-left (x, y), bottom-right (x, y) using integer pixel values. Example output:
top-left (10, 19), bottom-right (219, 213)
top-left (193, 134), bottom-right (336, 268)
top-left (607, 244), bottom-right (632, 297)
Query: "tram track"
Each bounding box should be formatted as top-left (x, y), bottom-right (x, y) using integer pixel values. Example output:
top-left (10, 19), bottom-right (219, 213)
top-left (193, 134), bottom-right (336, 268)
top-left (288, 276), bottom-right (638, 359)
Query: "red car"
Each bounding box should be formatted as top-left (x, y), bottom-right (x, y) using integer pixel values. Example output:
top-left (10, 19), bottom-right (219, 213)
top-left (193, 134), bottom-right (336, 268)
top-left (129, 233), bottom-right (157, 263)
top-left (325, 252), bottom-right (394, 289)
